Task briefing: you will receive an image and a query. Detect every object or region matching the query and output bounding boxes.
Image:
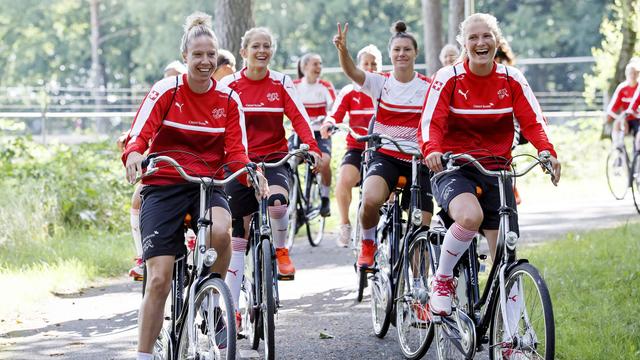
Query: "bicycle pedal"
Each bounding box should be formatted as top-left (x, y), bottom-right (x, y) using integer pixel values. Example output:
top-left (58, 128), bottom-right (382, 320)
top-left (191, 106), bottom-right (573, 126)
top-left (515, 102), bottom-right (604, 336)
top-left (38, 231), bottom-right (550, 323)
top-left (278, 274), bottom-right (295, 281)
top-left (362, 267), bottom-right (377, 274)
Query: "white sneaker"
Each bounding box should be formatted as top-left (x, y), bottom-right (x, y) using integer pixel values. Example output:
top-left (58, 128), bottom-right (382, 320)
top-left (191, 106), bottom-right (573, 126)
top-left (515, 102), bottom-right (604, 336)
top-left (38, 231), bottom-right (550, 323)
top-left (429, 275), bottom-right (456, 316)
top-left (336, 224), bottom-right (351, 248)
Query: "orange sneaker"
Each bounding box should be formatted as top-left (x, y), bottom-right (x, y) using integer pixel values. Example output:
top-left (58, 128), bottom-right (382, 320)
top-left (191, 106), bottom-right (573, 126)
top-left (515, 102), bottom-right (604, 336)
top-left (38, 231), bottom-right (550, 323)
top-left (275, 248), bottom-right (295, 280)
top-left (357, 240), bottom-right (377, 268)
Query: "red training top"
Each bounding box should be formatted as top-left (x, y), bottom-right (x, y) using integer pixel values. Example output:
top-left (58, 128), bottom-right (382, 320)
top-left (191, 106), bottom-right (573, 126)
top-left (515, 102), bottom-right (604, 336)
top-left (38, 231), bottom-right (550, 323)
top-left (122, 74), bottom-right (250, 185)
top-left (326, 84), bottom-right (375, 150)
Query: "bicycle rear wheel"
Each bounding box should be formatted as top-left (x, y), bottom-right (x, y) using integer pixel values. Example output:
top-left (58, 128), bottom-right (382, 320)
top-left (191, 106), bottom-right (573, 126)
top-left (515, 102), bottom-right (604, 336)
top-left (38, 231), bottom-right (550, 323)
top-left (286, 173), bottom-right (300, 251)
top-left (631, 153), bottom-right (640, 214)
top-left (177, 277), bottom-right (237, 360)
top-left (606, 146), bottom-right (630, 200)
top-left (396, 231), bottom-right (434, 359)
top-left (370, 217), bottom-right (393, 338)
top-left (302, 166), bottom-right (325, 247)
top-left (261, 240), bottom-right (276, 360)
top-left (489, 263), bottom-right (554, 360)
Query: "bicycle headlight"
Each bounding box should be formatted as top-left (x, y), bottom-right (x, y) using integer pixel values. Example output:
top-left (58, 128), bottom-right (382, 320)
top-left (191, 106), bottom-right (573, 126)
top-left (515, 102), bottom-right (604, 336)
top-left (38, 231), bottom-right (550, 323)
top-left (203, 248), bottom-right (218, 267)
top-left (411, 208), bottom-right (422, 226)
top-left (505, 231), bottom-right (518, 251)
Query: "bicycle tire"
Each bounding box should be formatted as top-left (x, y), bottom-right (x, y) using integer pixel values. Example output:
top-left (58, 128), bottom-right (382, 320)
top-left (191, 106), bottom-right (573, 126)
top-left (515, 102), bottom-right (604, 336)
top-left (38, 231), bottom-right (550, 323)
top-left (240, 241), bottom-right (262, 350)
top-left (356, 268), bottom-right (367, 302)
top-left (261, 241), bottom-right (276, 360)
top-left (606, 147), bottom-right (630, 200)
top-left (176, 277), bottom-right (237, 360)
top-left (302, 165), bottom-right (325, 247)
top-left (434, 310), bottom-right (476, 360)
top-left (395, 231), bottom-right (434, 359)
top-left (489, 262), bottom-right (554, 360)
top-left (631, 153), bottom-right (640, 214)
top-left (152, 326), bottom-right (172, 360)
top-left (286, 172), bottom-right (300, 251)
top-left (370, 217), bottom-right (393, 338)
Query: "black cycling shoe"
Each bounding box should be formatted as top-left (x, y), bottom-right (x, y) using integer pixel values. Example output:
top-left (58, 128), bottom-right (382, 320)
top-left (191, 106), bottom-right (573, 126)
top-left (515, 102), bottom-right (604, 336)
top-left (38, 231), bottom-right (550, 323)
top-left (320, 197), bottom-right (331, 217)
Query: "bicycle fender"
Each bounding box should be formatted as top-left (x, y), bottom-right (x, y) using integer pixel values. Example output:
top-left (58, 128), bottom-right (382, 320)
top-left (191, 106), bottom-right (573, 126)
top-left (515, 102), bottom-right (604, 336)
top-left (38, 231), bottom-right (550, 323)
top-left (194, 272), bottom-right (223, 293)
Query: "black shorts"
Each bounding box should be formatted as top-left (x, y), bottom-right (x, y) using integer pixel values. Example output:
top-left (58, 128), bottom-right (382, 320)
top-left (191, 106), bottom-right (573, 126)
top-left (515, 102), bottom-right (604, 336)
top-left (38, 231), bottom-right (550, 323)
top-left (226, 163), bottom-right (291, 218)
top-left (139, 183), bottom-right (230, 260)
top-left (314, 131), bottom-right (332, 155)
top-left (431, 166), bottom-right (518, 233)
top-left (365, 152), bottom-right (433, 212)
top-left (628, 119), bottom-right (640, 138)
top-left (341, 148), bottom-right (363, 168)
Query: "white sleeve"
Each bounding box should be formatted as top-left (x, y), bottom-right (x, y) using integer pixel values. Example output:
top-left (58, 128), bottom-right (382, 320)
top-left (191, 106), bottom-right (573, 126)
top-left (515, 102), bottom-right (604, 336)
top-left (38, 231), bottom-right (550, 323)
top-left (361, 72), bottom-right (386, 101)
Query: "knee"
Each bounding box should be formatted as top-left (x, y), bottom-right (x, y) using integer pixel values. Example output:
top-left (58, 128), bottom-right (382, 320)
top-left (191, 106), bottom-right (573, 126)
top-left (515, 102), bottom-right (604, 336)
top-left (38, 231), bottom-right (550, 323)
top-left (362, 193), bottom-right (382, 212)
top-left (268, 193), bottom-right (288, 207)
top-left (145, 271), bottom-right (171, 298)
top-left (453, 209), bottom-right (483, 231)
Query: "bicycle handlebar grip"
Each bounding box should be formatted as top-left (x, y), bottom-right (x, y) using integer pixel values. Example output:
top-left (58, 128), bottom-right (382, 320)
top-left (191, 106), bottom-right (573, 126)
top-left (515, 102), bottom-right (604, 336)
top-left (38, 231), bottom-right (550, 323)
top-left (140, 153), bottom-right (158, 170)
top-left (355, 133), bottom-right (379, 143)
top-left (440, 151), bottom-right (453, 164)
top-left (299, 143), bottom-right (310, 151)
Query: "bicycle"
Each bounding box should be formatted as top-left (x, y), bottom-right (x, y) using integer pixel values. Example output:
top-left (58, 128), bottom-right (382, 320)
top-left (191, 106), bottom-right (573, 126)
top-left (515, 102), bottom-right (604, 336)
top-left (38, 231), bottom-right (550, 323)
top-left (239, 146), bottom-right (311, 360)
top-left (141, 155), bottom-right (252, 360)
top-left (426, 151), bottom-right (557, 360)
top-left (286, 132), bottom-right (325, 250)
top-left (326, 122), bottom-right (373, 303)
top-left (353, 133), bottom-right (434, 359)
top-left (605, 113), bottom-right (640, 213)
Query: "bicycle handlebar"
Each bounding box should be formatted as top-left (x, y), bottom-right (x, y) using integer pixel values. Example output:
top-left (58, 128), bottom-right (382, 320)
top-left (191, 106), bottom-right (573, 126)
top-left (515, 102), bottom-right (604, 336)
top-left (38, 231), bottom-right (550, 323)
top-left (246, 145), bottom-right (310, 193)
top-left (355, 133), bottom-right (423, 158)
top-left (437, 151), bottom-right (556, 183)
top-left (143, 155), bottom-right (253, 186)
top-left (327, 123), bottom-right (369, 138)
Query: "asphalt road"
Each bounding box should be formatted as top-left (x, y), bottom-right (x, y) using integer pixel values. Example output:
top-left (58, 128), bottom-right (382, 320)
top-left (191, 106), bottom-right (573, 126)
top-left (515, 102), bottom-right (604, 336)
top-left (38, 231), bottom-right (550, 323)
top-left (1, 194), bottom-right (638, 360)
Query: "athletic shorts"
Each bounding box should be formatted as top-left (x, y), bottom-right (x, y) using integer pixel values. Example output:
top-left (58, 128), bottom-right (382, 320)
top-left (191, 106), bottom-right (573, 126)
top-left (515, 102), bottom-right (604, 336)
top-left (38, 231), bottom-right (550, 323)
top-left (225, 163), bottom-right (291, 219)
top-left (365, 152), bottom-right (433, 212)
top-left (139, 183), bottom-right (230, 260)
top-left (341, 149), bottom-right (363, 168)
top-left (431, 166), bottom-right (518, 233)
top-left (314, 131), bottom-right (332, 155)
top-left (628, 119), bottom-right (640, 138)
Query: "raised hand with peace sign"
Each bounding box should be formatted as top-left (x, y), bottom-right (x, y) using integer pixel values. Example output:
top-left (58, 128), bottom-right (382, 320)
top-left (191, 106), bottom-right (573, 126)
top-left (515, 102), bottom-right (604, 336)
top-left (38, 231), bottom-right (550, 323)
top-left (333, 22), bottom-right (365, 86)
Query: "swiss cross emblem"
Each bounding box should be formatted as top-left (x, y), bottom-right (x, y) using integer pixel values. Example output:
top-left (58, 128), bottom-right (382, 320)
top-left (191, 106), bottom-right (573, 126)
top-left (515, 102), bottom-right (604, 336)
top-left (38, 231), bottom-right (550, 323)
top-left (432, 81), bottom-right (443, 91)
top-left (267, 92), bottom-right (280, 102)
top-left (148, 90), bottom-right (160, 101)
top-left (497, 88), bottom-right (509, 99)
top-left (212, 108), bottom-right (225, 119)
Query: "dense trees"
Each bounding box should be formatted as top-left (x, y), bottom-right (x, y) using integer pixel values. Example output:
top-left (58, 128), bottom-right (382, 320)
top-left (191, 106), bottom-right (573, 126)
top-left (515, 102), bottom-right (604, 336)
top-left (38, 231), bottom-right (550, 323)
top-left (0, 0), bottom-right (627, 93)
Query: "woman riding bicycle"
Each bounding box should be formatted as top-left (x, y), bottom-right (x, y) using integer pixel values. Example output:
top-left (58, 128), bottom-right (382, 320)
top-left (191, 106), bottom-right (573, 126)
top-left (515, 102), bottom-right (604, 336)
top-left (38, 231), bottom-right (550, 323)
top-left (219, 27), bottom-right (322, 323)
top-left (334, 20), bottom-right (434, 269)
top-left (122, 13), bottom-right (268, 360)
top-left (420, 13), bottom-right (561, 316)
top-left (320, 44), bottom-right (381, 247)
top-left (294, 53), bottom-right (336, 217)
top-left (613, 62), bottom-right (640, 150)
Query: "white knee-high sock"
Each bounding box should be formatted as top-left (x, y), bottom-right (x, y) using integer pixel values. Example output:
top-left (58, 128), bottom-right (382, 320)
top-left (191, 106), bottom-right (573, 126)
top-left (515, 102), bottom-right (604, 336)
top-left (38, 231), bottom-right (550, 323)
top-left (436, 223), bottom-right (476, 278)
top-left (225, 237), bottom-right (248, 311)
top-left (362, 226), bottom-right (376, 243)
top-left (320, 184), bottom-right (330, 198)
top-left (137, 352), bottom-right (154, 360)
top-left (269, 205), bottom-right (288, 249)
top-left (613, 129), bottom-right (625, 148)
top-left (130, 208), bottom-right (142, 258)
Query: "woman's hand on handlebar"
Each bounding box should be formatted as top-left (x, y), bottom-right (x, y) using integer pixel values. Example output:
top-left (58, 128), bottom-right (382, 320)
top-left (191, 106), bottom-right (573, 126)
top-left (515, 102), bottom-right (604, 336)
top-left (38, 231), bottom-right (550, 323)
top-left (125, 151), bottom-right (145, 184)
top-left (310, 151), bottom-right (323, 173)
top-left (425, 151), bottom-right (444, 173)
top-left (250, 172), bottom-right (270, 199)
top-left (548, 155), bottom-right (561, 186)
top-left (320, 122), bottom-right (333, 139)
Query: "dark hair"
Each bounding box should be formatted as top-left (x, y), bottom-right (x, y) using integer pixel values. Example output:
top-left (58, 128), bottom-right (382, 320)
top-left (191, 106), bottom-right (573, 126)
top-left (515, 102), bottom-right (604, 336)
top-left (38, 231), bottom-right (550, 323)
top-left (387, 20), bottom-right (418, 51)
top-left (216, 49), bottom-right (236, 69)
top-left (297, 53), bottom-right (320, 79)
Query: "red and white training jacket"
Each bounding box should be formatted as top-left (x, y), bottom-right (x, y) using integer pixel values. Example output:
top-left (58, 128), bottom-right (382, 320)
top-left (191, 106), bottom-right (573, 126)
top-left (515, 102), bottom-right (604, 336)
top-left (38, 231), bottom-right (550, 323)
top-left (220, 69), bottom-right (320, 161)
top-left (294, 78), bottom-right (336, 131)
top-left (608, 80), bottom-right (638, 121)
top-left (122, 74), bottom-right (250, 186)
top-left (362, 71), bottom-right (431, 161)
top-left (624, 82), bottom-right (640, 118)
top-left (420, 61), bottom-right (557, 170)
top-left (326, 84), bottom-right (375, 150)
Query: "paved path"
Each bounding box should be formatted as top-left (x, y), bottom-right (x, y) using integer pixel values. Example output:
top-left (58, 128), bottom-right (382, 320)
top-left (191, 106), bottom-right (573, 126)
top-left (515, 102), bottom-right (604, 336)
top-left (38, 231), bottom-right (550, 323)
top-left (1, 194), bottom-right (637, 359)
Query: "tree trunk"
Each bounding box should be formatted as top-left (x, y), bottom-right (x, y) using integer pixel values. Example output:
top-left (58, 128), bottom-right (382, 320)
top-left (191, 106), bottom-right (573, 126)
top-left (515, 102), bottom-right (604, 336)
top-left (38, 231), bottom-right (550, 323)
top-left (422, 0), bottom-right (443, 76)
top-left (609, 0), bottom-right (638, 95)
top-left (448, 0), bottom-right (465, 45)
top-left (89, 0), bottom-right (107, 132)
top-left (214, 0), bottom-right (255, 69)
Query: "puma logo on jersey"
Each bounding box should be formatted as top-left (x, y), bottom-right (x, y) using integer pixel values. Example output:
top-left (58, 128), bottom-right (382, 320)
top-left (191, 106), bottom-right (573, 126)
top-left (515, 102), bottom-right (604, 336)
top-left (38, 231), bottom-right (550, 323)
top-left (353, 97), bottom-right (360, 104)
top-left (267, 92), bottom-right (280, 102)
top-left (211, 108), bottom-right (225, 119)
top-left (175, 102), bottom-right (184, 112)
top-left (458, 89), bottom-right (469, 100)
top-left (497, 88), bottom-right (509, 99)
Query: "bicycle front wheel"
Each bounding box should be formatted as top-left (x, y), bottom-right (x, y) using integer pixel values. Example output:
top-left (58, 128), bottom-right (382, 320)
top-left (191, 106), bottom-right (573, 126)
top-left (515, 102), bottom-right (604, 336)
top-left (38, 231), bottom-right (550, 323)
top-left (177, 277), bottom-right (237, 360)
top-left (395, 231), bottom-right (434, 359)
top-left (303, 167), bottom-right (325, 247)
top-left (286, 173), bottom-right (300, 251)
top-left (261, 241), bottom-right (276, 360)
top-left (489, 263), bottom-right (554, 360)
top-left (606, 146), bottom-right (630, 200)
top-left (631, 153), bottom-right (640, 214)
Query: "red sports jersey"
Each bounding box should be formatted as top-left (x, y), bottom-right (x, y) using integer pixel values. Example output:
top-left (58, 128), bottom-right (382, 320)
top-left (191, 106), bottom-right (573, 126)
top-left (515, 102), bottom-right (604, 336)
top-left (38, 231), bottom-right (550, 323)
top-left (220, 69), bottom-right (320, 161)
top-left (122, 74), bottom-right (250, 186)
top-left (362, 71), bottom-right (431, 161)
top-left (420, 61), bottom-right (556, 170)
top-left (294, 78), bottom-right (336, 130)
top-left (327, 84), bottom-right (375, 150)
top-left (608, 81), bottom-right (638, 121)
top-left (624, 82), bottom-right (640, 118)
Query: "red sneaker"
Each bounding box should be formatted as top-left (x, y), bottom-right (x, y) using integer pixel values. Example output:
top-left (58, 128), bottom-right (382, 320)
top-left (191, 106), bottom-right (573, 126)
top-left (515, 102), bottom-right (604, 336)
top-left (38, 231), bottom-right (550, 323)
top-left (275, 248), bottom-right (295, 279)
top-left (357, 240), bottom-right (377, 268)
top-left (128, 257), bottom-right (144, 281)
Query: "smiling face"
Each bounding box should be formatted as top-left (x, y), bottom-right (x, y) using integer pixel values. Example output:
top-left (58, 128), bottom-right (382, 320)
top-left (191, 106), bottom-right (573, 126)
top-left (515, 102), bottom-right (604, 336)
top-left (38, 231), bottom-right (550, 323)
top-left (241, 32), bottom-right (273, 70)
top-left (389, 37), bottom-right (416, 72)
top-left (303, 56), bottom-right (322, 82)
top-left (358, 53), bottom-right (378, 73)
top-left (182, 35), bottom-right (217, 84)
top-left (463, 20), bottom-right (497, 69)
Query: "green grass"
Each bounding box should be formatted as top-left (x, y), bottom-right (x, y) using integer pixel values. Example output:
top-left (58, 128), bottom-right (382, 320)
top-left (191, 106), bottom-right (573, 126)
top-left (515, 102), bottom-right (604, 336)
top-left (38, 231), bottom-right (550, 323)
top-left (520, 224), bottom-right (640, 359)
